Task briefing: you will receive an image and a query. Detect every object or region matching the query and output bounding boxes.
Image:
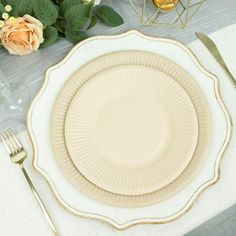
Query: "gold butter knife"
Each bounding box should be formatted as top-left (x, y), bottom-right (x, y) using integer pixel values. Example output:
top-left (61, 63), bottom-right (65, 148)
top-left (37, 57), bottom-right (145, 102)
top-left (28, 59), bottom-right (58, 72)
top-left (195, 32), bottom-right (236, 88)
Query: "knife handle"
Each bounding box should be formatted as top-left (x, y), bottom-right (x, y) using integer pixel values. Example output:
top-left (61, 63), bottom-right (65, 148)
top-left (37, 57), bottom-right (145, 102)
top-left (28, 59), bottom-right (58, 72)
top-left (223, 66), bottom-right (236, 88)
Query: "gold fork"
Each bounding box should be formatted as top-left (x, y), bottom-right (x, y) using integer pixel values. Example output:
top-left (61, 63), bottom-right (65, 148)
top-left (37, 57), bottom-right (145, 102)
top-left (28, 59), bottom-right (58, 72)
top-left (1, 130), bottom-right (59, 236)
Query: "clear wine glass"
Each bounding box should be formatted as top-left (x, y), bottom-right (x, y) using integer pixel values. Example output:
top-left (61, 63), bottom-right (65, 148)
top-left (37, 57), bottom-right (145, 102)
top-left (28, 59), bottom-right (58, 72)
top-left (0, 69), bottom-right (30, 131)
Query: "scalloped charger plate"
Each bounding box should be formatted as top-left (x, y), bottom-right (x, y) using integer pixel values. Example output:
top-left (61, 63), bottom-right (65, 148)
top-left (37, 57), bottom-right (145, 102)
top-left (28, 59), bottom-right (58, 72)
top-left (27, 31), bottom-right (232, 229)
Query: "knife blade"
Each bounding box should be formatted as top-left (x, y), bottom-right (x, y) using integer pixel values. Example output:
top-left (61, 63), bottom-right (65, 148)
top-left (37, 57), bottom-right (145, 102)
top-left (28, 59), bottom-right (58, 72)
top-left (195, 32), bottom-right (236, 88)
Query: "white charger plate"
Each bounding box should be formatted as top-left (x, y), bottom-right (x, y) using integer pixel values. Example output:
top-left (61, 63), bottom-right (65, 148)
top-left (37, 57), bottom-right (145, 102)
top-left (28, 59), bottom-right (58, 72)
top-left (27, 30), bottom-right (232, 229)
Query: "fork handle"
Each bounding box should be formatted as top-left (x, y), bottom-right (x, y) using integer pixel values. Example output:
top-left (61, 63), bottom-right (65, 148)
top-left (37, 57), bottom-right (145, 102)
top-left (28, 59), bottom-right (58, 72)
top-left (20, 164), bottom-right (59, 236)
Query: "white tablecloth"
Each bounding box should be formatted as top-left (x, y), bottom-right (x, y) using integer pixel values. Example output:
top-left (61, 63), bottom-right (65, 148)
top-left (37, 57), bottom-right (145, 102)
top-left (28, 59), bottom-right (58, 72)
top-left (0, 24), bottom-right (236, 236)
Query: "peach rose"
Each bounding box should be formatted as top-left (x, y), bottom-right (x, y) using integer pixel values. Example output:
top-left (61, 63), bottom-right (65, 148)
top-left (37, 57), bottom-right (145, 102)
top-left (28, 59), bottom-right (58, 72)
top-left (0, 15), bottom-right (44, 56)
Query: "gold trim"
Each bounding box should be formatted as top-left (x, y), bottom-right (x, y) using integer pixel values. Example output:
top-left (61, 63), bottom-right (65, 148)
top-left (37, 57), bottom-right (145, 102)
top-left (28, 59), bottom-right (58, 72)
top-left (26, 30), bottom-right (233, 230)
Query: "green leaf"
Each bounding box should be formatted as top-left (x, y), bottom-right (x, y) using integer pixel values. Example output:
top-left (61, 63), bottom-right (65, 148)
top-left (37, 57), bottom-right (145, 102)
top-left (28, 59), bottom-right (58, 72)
top-left (54, 20), bottom-right (65, 33)
top-left (65, 4), bottom-right (91, 30)
top-left (9, 0), bottom-right (33, 16)
top-left (87, 15), bottom-right (97, 29)
top-left (96, 5), bottom-right (124, 27)
top-left (0, 0), bottom-right (7, 5)
top-left (0, 2), bottom-right (4, 14)
top-left (4, 0), bottom-right (17, 6)
top-left (60, 0), bottom-right (81, 16)
top-left (41, 26), bottom-right (58, 47)
top-left (65, 29), bottom-right (87, 44)
top-left (54, 3), bottom-right (59, 13)
top-left (2, 0), bottom-right (8, 4)
top-left (54, 0), bottom-right (63, 4)
top-left (31, 0), bottom-right (58, 26)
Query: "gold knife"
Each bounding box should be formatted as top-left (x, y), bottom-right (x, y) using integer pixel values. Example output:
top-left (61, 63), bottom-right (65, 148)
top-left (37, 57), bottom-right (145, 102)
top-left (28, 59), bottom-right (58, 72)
top-left (195, 32), bottom-right (236, 88)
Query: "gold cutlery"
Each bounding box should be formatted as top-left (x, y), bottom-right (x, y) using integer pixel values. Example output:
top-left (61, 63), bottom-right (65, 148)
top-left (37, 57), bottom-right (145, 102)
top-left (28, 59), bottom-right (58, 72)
top-left (195, 32), bottom-right (236, 88)
top-left (0, 130), bottom-right (59, 236)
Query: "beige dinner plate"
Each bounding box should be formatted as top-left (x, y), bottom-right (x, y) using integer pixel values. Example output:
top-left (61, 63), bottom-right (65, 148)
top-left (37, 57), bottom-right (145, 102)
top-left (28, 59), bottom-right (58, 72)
top-left (51, 50), bottom-right (211, 207)
top-left (65, 64), bottom-right (198, 195)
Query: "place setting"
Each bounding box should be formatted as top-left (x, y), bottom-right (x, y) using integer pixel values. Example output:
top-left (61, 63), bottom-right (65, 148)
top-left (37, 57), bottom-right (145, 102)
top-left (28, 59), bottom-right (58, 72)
top-left (0, 0), bottom-right (235, 235)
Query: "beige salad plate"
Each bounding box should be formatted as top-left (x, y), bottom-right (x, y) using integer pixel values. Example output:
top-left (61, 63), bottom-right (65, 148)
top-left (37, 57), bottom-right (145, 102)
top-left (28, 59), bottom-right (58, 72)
top-left (65, 64), bottom-right (198, 196)
top-left (51, 50), bottom-right (211, 207)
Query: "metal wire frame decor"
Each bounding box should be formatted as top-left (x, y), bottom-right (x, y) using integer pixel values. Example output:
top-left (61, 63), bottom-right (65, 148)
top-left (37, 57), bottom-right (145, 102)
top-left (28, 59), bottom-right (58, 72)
top-left (129, 0), bottom-right (206, 28)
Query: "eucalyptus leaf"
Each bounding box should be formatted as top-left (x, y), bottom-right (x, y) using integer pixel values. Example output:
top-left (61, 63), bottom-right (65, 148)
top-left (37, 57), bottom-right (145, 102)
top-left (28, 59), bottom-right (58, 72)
top-left (31, 0), bottom-right (58, 26)
top-left (54, 3), bottom-right (59, 13)
top-left (0, 0), bottom-right (7, 5)
top-left (87, 15), bottom-right (97, 29)
top-left (60, 0), bottom-right (81, 16)
top-left (96, 5), bottom-right (124, 27)
top-left (5, 0), bottom-right (17, 6)
top-left (0, 2), bottom-right (4, 14)
top-left (65, 29), bottom-right (87, 44)
top-left (54, 0), bottom-right (64, 4)
top-left (6, 0), bottom-right (33, 15)
top-left (65, 4), bottom-right (91, 30)
top-left (55, 20), bottom-right (65, 33)
top-left (41, 26), bottom-right (58, 47)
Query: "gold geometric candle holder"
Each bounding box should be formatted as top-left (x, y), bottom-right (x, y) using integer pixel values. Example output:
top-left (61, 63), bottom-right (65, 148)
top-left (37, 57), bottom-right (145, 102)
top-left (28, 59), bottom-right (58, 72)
top-left (129, 0), bottom-right (206, 28)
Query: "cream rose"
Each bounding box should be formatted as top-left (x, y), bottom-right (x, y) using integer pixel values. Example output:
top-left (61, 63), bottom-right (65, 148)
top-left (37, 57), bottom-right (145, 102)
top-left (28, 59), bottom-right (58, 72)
top-left (0, 15), bottom-right (44, 56)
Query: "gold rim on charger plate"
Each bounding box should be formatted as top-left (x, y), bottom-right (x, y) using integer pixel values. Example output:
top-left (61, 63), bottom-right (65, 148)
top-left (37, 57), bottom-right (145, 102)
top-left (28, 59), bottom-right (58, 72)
top-left (26, 30), bottom-right (233, 230)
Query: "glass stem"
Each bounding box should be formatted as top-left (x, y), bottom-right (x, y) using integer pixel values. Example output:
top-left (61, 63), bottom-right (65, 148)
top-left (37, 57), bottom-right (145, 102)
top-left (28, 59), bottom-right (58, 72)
top-left (0, 69), bottom-right (13, 103)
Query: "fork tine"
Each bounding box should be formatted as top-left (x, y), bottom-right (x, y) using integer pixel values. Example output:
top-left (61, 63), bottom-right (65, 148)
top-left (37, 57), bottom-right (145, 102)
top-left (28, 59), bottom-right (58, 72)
top-left (5, 130), bottom-right (20, 154)
top-left (5, 131), bottom-right (17, 154)
top-left (8, 130), bottom-right (22, 150)
top-left (0, 132), bottom-right (14, 155)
